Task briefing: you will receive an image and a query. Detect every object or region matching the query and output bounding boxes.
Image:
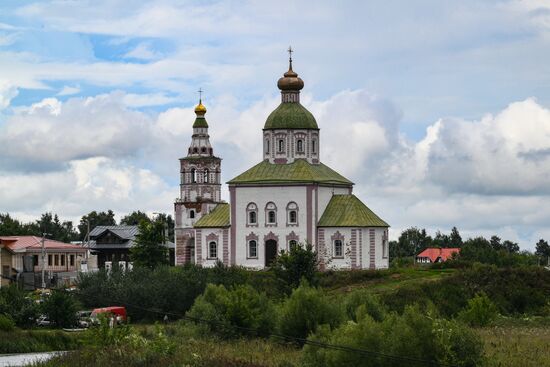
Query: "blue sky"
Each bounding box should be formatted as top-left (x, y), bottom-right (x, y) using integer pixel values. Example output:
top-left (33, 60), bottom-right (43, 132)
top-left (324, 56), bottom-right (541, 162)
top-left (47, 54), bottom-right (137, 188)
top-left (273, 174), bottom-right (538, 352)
top-left (1, 0), bottom-right (550, 249)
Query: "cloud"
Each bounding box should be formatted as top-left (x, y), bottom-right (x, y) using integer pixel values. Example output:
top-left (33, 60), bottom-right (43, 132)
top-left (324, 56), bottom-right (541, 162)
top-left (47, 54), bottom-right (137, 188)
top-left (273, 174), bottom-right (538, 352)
top-left (57, 85), bottom-right (80, 96)
top-left (123, 43), bottom-right (161, 60)
top-left (0, 80), bottom-right (18, 110)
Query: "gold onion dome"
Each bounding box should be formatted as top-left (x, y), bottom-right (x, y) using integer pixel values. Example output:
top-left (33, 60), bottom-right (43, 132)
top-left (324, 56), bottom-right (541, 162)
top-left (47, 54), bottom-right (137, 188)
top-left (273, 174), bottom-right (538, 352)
top-left (195, 100), bottom-right (207, 114)
top-left (277, 58), bottom-right (304, 91)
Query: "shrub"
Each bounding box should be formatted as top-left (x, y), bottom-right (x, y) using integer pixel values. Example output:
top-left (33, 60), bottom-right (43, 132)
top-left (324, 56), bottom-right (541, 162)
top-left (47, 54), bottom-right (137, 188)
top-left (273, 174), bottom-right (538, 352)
top-left (187, 284), bottom-right (275, 338)
top-left (42, 290), bottom-right (79, 328)
top-left (343, 290), bottom-right (386, 322)
top-left (277, 281), bottom-right (342, 342)
top-left (0, 285), bottom-right (39, 327)
top-left (458, 292), bottom-right (498, 327)
top-left (0, 314), bottom-right (15, 332)
top-left (272, 243), bottom-right (318, 292)
top-left (303, 305), bottom-right (484, 367)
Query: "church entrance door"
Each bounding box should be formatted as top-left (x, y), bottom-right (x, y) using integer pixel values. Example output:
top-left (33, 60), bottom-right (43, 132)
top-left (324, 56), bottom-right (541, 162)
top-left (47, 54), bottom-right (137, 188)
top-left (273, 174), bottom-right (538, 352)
top-left (265, 240), bottom-right (277, 267)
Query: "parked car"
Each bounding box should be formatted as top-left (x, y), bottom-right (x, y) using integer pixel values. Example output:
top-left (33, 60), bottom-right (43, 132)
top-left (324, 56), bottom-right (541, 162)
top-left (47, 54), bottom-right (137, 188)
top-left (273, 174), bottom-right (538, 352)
top-left (90, 306), bottom-right (127, 326)
top-left (36, 315), bottom-right (51, 327)
top-left (76, 310), bottom-right (92, 328)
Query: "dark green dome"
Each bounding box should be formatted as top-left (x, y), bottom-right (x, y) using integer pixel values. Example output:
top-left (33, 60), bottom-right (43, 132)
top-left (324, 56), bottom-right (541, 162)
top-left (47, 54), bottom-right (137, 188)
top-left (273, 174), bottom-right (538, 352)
top-left (264, 102), bottom-right (318, 130)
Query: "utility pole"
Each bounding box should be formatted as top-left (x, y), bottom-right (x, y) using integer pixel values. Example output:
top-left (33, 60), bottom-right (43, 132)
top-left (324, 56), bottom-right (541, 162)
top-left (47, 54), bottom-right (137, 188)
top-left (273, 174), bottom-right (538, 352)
top-left (41, 232), bottom-right (51, 291)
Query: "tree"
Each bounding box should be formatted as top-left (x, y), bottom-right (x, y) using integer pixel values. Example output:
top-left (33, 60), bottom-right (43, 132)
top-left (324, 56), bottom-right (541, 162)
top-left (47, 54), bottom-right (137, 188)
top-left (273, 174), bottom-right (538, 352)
top-left (433, 230), bottom-right (451, 248)
top-left (41, 290), bottom-right (78, 328)
top-left (120, 211), bottom-right (151, 225)
top-left (502, 240), bottom-right (520, 254)
top-left (0, 213), bottom-right (25, 236)
top-left (449, 226), bottom-right (463, 247)
top-left (154, 213), bottom-right (175, 243)
top-left (535, 239), bottom-right (550, 265)
top-left (78, 210), bottom-right (116, 240)
top-left (272, 242), bottom-right (318, 292)
top-left (490, 235), bottom-right (503, 251)
top-left (394, 227), bottom-right (432, 257)
top-left (130, 220), bottom-right (168, 269)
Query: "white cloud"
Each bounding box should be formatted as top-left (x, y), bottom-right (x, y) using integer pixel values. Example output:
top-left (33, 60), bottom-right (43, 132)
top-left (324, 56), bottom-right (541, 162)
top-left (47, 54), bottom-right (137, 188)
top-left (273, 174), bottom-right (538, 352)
top-left (123, 43), bottom-right (160, 60)
top-left (0, 80), bottom-right (18, 110)
top-left (57, 85), bottom-right (80, 96)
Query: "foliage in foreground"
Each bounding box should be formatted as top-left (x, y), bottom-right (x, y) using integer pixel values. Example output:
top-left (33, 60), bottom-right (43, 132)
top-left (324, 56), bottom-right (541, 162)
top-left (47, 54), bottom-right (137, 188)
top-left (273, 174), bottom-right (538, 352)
top-left (272, 243), bottom-right (319, 293)
top-left (0, 285), bottom-right (39, 328)
top-left (303, 305), bottom-right (484, 367)
top-left (458, 293), bottom-right (499, 327)
top-left (42, 290), bottom-right (79, 328)
top-left (186, 283), bottom-right (275, 338)
top-left (0, 329), bottom-right (81, 354)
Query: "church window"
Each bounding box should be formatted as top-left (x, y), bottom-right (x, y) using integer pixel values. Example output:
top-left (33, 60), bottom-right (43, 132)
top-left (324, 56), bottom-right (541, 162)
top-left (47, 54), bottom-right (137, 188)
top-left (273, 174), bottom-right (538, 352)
top-left (278, 139), bottom-right (284, 152)
top-left (208, 241), bottom-right (217, 259)
top-left (297, 139), bottom-right (303, 152)
top-left (266, 139), bottom-right (270, 154)
top-left (193, 148), bottom-right (198, 154)
top-left (201, 147), bottom-right (206, 153)
top-left (246, 203), bottom-right (258, 226)
top-left (190, 210), bottom-right (195, 219)
top-left (204, 169), bottom-right (209, 183)
top-left (312, 140), bottom-right (316, 154)
top-left (248, 240), bottom-right (257, 258)
top-left (265, 202), bottom-right (277, 225)
top-left (289, 240), bottom-right (297, 250)
top-left (191, 169), bottom-right (196, 183)
top-left (286, 202), bottom-right (298, 225)
top-left (334, 240), bottom-right (343, 258)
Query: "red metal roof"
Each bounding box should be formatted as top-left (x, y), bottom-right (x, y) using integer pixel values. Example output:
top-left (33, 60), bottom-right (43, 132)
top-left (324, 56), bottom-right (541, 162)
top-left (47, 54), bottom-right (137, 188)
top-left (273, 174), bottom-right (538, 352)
top-left (0, 236), bottom-right (86, 253)
top-left (417, 247), bottom-right (460, 262)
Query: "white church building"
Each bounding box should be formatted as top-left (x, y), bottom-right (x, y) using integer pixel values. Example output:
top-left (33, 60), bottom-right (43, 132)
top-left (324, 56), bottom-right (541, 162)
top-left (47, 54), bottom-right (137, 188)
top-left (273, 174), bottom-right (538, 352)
top-left (174, 55), bottom-right (389, 270)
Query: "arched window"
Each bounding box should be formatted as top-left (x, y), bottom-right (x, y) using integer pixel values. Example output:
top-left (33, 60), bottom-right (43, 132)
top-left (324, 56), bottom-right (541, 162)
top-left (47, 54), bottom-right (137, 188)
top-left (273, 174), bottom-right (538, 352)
top-left (334, 240), bottom-right (343, 258)
top-left (297, 139), bottom-right (303, 152)
top-left (190, 210), bottom-right (195, 219)
top-left (248, 240), bottom-right (257, 258)
top-left (204, 169), bottom-right (209, 183)
top-left (266, 139), bottom-right (270, 154)
top-left (201, 147), bottom-right (206, 153)
top-left (265, 202), bottom-right (277, 225)
top-left (312, 140), bottom-right (316, 154)
top-left (191, 168), bottom-right (196, 183)
top-left (278, 139), bottom-right (284, 152)
top-left (208, 241), bottom-right (217, 259)
top-left (289, 240), bottom-right (297, 250)
top-left (246, 203), bottom-right (258, 226)
top-left (286, 202), bottom-right (299, 225)
top-left (193, 147), bottom-right (198, 154)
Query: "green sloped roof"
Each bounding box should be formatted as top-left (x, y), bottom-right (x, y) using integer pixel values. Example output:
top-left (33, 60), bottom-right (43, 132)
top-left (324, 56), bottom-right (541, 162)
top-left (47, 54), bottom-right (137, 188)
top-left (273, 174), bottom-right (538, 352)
top-left (194, 203), bottom-right (230, 228)
top-left (227, 159), bottom-right (353, 185)
top-left (264, 103), bottom-right (318, 130)
top-left (193, 117), bottom-right (209, 128)
top-left (318, 195), bottom-right (389, 227)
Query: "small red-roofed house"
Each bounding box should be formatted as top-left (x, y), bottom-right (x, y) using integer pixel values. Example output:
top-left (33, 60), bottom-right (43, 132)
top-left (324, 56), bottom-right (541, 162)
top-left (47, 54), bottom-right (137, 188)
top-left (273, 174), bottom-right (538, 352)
top-left (0, 236), bottom-right (87, 288)
top-left (416, 247), bottom-right (460, 263)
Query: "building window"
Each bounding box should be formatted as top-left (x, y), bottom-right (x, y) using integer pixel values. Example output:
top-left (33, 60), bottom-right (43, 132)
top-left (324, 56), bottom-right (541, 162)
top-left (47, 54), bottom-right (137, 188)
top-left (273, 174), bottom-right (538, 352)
top-left (312, 140), bottom-right (316, 154)
top-left (265, 202), bottom-right (277, 225)
top-left (60, 255), bottom-right (65, 266)
top-left (33, 255), bottom-right (39, 266)
top-left (191, 168), bottom-right (196, 183)
top-left (297, 139), bottom-right (303, 152)
top-left (248, 240), bottom-right (257, 258)
top-left (286, 202), bottom-right (299, 225)
top-left (204, 169), bottom-right (209, 183)
top-left (48, 254), bottom-right (52, 266)
top-left (266, 139), bottom-right (270, 154)
top-left (193, 147), bottom-right (198, 154)
top-left (70, 255), bottom-right (75, 267)
top-left (190, 210), bottom-right (195, 219)
top-left (278, 139), bottom-right (284, 152)
top-left (208, 241), bottom-right (217, 259)
top-left (289, 240), bottom-right (297, 250)
top-left (246, 203), bottom-right (258, 226)
top-left (54, 254), bottom-right (59, 266)
top-left (201, 147), bottom-right (206, 153)
top-left (334, 240), bottom-right (343, 258)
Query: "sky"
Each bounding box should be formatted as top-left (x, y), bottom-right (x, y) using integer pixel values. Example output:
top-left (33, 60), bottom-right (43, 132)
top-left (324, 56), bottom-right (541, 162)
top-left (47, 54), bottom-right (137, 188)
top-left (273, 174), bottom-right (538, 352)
top-left (1, 0), bottom-right (550, 249)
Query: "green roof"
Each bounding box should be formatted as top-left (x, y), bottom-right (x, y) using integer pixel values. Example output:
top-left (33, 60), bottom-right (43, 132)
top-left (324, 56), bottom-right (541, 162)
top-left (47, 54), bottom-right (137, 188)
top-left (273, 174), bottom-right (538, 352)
top-left (264, 103), bottom-right (318, 130)
top-left (318, 195), bottom-right (389, 227)
top-left (228, 159), bottom-right (353, 185)
top-left (194, 203), bottom-right (230, 228)
top-left (193, 117), bottom-right (209, 128)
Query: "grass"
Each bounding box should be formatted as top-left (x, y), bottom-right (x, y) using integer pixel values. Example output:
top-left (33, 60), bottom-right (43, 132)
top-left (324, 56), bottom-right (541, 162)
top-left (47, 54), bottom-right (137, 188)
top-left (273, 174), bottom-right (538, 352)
top-left (478, 326), bottom-right (550, 367)
top-left (0, 329), bottom-right (82, 354)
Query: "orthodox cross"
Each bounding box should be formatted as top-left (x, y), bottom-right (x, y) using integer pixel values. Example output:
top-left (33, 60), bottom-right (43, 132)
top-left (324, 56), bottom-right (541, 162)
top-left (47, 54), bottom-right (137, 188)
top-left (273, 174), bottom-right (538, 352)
top-left (198, 88), bottom-right (203, 102)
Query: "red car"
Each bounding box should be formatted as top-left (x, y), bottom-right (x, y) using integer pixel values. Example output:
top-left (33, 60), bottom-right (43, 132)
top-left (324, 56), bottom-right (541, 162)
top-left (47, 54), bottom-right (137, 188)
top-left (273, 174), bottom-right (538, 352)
top-left (90, 306), bottom-right (127, 325)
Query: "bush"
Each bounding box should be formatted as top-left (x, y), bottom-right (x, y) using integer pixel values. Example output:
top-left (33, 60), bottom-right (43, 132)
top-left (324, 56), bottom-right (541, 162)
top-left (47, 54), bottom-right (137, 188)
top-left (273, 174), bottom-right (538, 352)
top-left (277, 281), bottom-right (342, 342)
top-left (0, 285), bottom-right (39, 328)
top-left (0, 314), bottom-right (15, 331)
top-left (187, 284), bottom-right (275, 338)
top-left (42, 290), bottom-right (79, 328)
top-left (458, 292), bottom-right (498, 327)
top-left (303, 305), bottom-right (484, 367)
top-left (343, 290), bottom-right (386, 322)
top-left (272, 243), bottom-right (318, 292)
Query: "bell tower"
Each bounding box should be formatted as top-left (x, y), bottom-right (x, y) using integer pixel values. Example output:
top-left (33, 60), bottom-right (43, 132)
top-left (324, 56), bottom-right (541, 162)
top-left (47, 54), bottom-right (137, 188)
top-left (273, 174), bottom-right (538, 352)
top-left (174, 92), bottom-right (222, 265)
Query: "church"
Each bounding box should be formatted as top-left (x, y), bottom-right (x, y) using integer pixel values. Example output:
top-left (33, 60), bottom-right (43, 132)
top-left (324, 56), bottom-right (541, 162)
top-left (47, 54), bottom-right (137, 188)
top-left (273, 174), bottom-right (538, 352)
top-left (174, 53), bottom-right (389, 270)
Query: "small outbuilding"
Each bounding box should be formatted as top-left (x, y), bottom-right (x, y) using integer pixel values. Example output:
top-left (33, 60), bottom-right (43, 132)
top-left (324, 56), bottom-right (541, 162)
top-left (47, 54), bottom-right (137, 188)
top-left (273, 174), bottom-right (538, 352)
top-left (416, 247), bottom-right (460, 263)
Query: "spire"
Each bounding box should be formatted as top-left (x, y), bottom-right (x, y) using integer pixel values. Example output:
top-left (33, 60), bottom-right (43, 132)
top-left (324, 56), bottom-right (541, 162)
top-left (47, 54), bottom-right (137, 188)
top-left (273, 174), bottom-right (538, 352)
top-left (288, 45), bottom-right (293, 71)
top-left (277, 47), bottom-right (303, 102)
top-left (194, 88), bottom-right (207, 116)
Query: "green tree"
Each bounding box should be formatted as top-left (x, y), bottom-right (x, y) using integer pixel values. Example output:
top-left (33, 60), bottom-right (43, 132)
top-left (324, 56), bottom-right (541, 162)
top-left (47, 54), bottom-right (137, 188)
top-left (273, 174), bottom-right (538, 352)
top-left (458, 292), bottom-right (499, 327)
top-left (535, 239), bottom-right (550, 265)
top-left (41, 290), bottom-right (79, 328)
top-left (393, 227), bottom-right (432, 257)
top-left (502, 240), bottom-right (520, 253)
top-left (78, 210), bottom-right (116, 240)
top-left (0, 213), bottom-right (25, 236)
top-left (449, 226), bottom-right (463, 247)
top-left (155, 213), bottom-right (175, 243)
top-left (130, 220), bottom-right (168, 269)
top-left (35, 213), bottom-right (78, 242)
top-left (490, 235), bottom-right (503, 251)
top-left (272, 242), bottom-right (318, 292)
top-left (120, 211), bottom-right (151, 225)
